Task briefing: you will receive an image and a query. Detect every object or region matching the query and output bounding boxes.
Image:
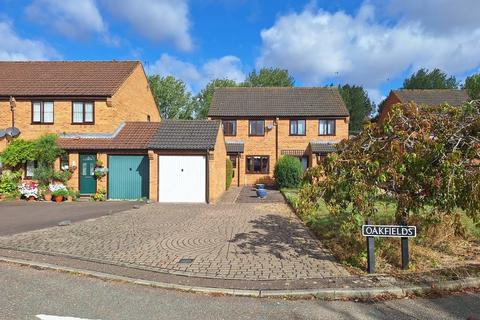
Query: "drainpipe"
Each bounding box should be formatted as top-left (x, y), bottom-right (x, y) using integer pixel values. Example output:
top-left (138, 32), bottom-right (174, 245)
top-left (274, 117), bottom-right (279, 163)
top-left (206, 149), bottom-right (210, 203)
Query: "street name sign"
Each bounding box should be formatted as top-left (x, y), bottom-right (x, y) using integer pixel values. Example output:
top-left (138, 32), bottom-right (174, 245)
top-left (362, 225), bottom-right (416, 238)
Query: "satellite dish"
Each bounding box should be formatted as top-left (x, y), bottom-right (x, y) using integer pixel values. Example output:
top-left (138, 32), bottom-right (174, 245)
top-left (5, 127), bottom-right (21, 138)
top-left (0, 129), bottom-right (5, 139)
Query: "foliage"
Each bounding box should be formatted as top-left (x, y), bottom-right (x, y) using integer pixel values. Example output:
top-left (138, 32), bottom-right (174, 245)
top-left (53, 170), bottom-right (72, 183)
top-left (49, 183), bottom-right (67, 193)
top-left (68, 188), bottom-right (80, 201)
top-left (274, 156), bottom-right (304, 189)
top-left (92, 188), bottom-right (107, 201)
top-left (0, 139), bottom-right (35, 168)
top-left (148, 75), bottom-right (195, 119)
top-left (195, 79), bottom-right (238, 119)
top-left (33, 166), bottom-right (54, 186)
top-left (52, 188), bottom-right (69, 198)
top-left (18, 181), bottom-right (39, 199)
top-left (34, 134), bottom-right (64, 167)
top-left (464, 73), bottom-right (480, 100)
top-left (338, 84), bottom-right (374, 134)
top-left (0, 170), bottom-right (22, 196)
top-left (226, 158), bottom-right (233, 189)
top-left (242, 68), bottom-right (294, 87)
top-left (94, 167), bottom-right (108, 178)
top-left (302, 101), bottom-right (479, 230)
top-left (403, 68), bottom-right (458, 89)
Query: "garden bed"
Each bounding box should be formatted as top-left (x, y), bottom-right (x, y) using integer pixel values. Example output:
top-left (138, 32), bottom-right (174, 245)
top-left (281, 188), bottom-right (480, 276)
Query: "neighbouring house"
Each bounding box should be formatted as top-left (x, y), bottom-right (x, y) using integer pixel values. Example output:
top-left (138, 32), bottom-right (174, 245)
top-left (378, 89), bottom-right (470, 124)
top-left (0, 60), bottom-right (160, 186)
top-left (58, 120), bottom-right (226, 203)
top-left (208, 87), bottom-right (350, 186)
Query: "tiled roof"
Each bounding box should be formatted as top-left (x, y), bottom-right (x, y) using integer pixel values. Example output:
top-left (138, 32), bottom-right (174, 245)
top-left (209, 87), bottom-right (349, 117)
top-left (393, 89), bottom-right (469, 106)
top-left (225, 141), bottom-right (244, 153)
top-left (149, 120), bottom-right (221, 150)
top-left (310, 141), bottom-right (338, 154)
top-left (0, 61), bottom-right (139, 97)
top-left (58, 122), bottom-right (160, 150)
top-left (281, 150), bottom-right (307, 156)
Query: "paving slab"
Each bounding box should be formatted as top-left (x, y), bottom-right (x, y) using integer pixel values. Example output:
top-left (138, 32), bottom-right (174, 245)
top-left (0, 202), bottom-right (349, 281)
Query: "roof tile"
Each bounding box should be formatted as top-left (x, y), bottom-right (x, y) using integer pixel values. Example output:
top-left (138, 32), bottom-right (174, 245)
top-left (209, 87), bottom-right (349, 117)
top-left (393, 89), bottom-right (469, 106)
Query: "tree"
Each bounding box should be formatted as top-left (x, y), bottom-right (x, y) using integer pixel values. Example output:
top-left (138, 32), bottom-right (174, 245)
top-left (338, 85), bottom-right (374, 134)
top-left (403, 68), bottom-right (458, 89)
top-left (148, 75), bottom-right (194, 119)
top-left (464, 73), bottom-right (480, 100)
top-left (194, 79), bottom-right (237, 119)
top-left (242, 68), bottom-right (294, 87)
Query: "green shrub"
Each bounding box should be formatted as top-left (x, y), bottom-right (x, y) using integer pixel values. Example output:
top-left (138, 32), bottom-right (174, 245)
top-left (52, 189), bottom-right (69, 198)
top-left (274, 156), bottom-right (304, 188)
top-left (0, 139), bottom-right (35, 168)
top-left (34, 134), bottom-right (64, 166)
top-left (226, 158), bottom-right (233, 189)
top-left (92, 189), bottom-right (107, 201)
top-left (0, 170), bottom-right (22, 196)
top-left (33, 166), bottom-right (55, 186)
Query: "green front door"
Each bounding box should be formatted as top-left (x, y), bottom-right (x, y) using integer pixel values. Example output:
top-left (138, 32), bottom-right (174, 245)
top-left (108, 155), bottom-right (149, 200)
top-left (79, 154), bottom-right (97, 194)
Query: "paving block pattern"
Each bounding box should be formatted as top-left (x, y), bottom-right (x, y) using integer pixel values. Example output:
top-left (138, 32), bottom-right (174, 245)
top-left (0, 203), bottom-right (349, 280)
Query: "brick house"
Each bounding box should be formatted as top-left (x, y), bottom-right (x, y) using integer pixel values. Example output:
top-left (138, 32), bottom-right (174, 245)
top-left (208, 87), bottom-right (350, 186)
top-left (58, 120), bottom-right (226, 203)
top-left (378, 89), bottom-right (469, 124)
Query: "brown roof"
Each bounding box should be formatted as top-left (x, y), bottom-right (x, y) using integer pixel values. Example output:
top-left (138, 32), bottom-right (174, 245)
top-left (0, 61), bottom-right (140, 97)
top-left (393, 89), bottom-right (469, 106)
top-left (58, 122), bottom-right (160, 150)
top-left (209, 87), bottom-right (349, 117)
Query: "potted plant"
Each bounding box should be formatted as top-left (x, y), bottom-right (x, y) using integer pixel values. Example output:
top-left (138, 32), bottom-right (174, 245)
top-left (94, 167), bottom-right (108, 179)
top-left (18, 182), bottom-right (39, 201)
top-left (39, 185), bottom-right (52, 201)
top-left (52, 189), bottom-right (69, 203)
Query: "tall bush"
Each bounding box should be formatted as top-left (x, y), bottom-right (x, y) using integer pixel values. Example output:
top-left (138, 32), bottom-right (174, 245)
top-left (274, 156), bottom-right (304, 188)
top-left (34, 134), bottom-right (64, 167)
top-left (0, 139), bottom-right (35, 168)
top-left (226, 158), bottom-right (233, 189)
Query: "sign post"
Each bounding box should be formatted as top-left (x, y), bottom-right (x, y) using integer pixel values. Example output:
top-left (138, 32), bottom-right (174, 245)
top-left (362, 224), bottom-right (416, 273)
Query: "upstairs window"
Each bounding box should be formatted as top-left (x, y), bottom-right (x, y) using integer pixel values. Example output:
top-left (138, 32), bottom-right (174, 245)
top-left (249, 120), bottom-right (265, 136)
top-left (72, 102), bottom-right (94, 124)
top-left (222, 120), bottom-right (237, 136)
top-left (32, 101), bottom-right (54, 124)
top-left (290, 119), bottom-right (306, 135)
top-left (319, 119), bottom-right (336, 136)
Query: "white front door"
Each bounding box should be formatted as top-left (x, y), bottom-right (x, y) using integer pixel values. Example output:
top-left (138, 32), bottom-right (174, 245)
top-left (158, 155), bottom-right (206, 203)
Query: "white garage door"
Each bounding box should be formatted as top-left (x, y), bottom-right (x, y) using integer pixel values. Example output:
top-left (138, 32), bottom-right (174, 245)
top-left (159, 155), bottom-right (206, 203)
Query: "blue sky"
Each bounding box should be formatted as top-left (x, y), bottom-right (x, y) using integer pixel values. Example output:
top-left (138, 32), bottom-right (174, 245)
top-left (1, 0), bottom-right (480, 104)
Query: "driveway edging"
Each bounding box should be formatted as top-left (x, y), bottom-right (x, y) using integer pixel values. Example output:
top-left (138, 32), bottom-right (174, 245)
top-left (1, 256), bottom-right (478, 300)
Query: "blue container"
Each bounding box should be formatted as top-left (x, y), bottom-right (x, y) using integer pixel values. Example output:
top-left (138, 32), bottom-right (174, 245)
top-left (256, 184), bottom-right (266, 190)
top-left (256, 188), bottom-right (267, 199)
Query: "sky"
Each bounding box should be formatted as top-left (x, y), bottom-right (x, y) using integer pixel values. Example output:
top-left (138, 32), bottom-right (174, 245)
top-left (1, 0), bottom-right (480, 104)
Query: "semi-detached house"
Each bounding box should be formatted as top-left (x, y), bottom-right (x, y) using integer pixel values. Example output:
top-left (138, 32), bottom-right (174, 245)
top-left (208, 87), bottom-right (350, 186)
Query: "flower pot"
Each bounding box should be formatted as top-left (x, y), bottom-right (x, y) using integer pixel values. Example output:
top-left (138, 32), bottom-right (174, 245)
top-left (28, 196), bottom-right (36, 202)
top-left (256, 188), bottom-right (267, 199)
top-left (54, 195), bottom-right (64, 203)
top-left (256, 184), bottom-right (266, 190)
top-left (44, 194), bottom-right (52, 201)
top-left (66, 196), bottom-right (73, 202)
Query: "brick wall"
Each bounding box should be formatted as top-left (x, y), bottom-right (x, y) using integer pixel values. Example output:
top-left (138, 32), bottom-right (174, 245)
top-left (224, 117), bottom-right (349, 186)
top-left (208, 127), bottom-right (227, 203)
top-left (378, 92), bottom-right (401, 124)
top-left (148, 150), bottom-right (158, 202)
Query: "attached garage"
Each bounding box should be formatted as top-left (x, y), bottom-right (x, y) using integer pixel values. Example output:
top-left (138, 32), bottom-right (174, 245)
top-left (158, 155), bottom-right (206, 203)
top-left (108, 155), bottom-right (149, 200)
top-left (149, 120), bottom-right (227, 203)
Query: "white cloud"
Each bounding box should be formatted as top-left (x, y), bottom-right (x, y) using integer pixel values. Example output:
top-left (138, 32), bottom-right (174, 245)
top-left (100, 0), bottom-right (192, 51)
top-left (147, 54), bottom-right (245, 92)
top-left (26, 0), bottom-right (105, 40)
top-left (0, 21), bottom-right (58, 60)
top-left (257, 2), bottom-right (480, 90)
top-left (379, 0), bottom-right (480, 34)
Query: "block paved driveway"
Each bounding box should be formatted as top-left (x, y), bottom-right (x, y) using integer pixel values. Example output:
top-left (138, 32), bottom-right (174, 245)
top-left (0, 201), bottom-right (349, 280)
